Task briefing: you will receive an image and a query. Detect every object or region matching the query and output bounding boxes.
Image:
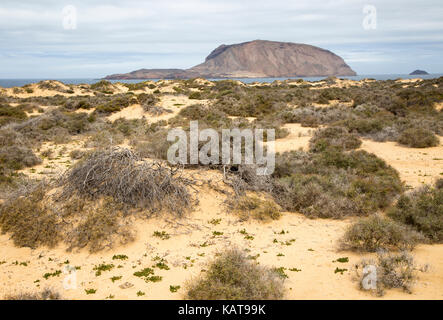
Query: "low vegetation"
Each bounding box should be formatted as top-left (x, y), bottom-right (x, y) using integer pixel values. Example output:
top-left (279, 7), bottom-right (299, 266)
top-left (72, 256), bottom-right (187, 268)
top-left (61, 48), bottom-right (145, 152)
top-left (388, 180), bottom-right (443, 243)
top-left (59, 148), bottom-right (193, 215)
top-left (227, 195), bottom-right (281, 221)
top-left (185, 248), bottom-right (285, 300)
top-left (355, 250), bottom-right (418, 296)
top-left (341, 215), bottom-right (424, 252)
top-left (271, 148), bottom-right (403, 218)
top-left (4, 288), bottom-right (61, 300)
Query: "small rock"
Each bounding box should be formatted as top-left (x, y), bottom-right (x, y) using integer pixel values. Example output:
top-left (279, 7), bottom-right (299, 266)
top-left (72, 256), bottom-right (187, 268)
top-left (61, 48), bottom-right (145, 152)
top-left (119, 282), bottom-right (134, 289)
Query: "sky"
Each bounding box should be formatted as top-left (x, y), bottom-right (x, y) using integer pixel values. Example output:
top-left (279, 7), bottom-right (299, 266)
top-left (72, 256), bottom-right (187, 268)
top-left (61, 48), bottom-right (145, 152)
top-left (0, 0), bottom-right (442, 78)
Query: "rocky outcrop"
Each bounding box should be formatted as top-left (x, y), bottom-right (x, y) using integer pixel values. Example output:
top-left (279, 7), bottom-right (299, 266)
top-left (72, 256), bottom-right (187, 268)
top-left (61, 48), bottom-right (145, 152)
top-left (104, 40), bottom-right (356, 79)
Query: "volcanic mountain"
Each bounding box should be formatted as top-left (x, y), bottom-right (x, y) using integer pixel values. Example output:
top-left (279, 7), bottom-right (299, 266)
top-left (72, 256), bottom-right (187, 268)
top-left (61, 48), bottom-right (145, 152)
top-left (104, 40), bottom-right (356, 79)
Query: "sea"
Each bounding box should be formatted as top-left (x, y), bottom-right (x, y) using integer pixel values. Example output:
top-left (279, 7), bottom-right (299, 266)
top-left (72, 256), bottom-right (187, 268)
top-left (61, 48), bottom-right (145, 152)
top-left (0, 74), bottom-right (442, 88)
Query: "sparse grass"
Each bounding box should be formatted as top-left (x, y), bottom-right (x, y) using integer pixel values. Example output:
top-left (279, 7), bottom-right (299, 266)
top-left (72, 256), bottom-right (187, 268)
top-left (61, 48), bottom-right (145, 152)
top-left (185, 248), bottom-right (285, 300)
top-left (341, 215), bottom-right (424, 252)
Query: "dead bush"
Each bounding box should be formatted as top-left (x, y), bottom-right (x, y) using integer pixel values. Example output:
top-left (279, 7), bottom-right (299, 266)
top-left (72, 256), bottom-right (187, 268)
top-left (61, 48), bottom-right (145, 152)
top-left (59, 148), bottom-right (193, 216)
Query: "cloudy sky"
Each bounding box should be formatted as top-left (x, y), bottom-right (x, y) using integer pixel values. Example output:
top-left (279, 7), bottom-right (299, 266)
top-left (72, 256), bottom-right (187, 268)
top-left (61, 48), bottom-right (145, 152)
top-left (0, 0), bottom-right (442, 78)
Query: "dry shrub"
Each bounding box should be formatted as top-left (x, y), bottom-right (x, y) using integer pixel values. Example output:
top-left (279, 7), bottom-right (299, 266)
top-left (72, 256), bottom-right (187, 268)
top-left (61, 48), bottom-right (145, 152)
top-left (388, 181), bottom-right (443, 243)
top-left (69, 149), bottom-right (85, 160)
top-left (309, 126), bottom-right (362, 152)
top-left (355, 251), bottom-right (417, 296)
top-left (398, 127), bottom-right (439, 148)
top-left (59, 148), bottom-right (193, 216)
top-left (185, 248), bottom-right (285, 300)
top-left (0, 128), bottom-right (41, 174)
top-left (4, 288), bottom-right (61, 300)
top-left (223, 164), bottom-right (274, 195)
top-left (228, 195), bottom-right (281, 221)
top-left (341, 215), bottom-right (424, 252)
top-left (0, 183), bottom-right (60, 248)
top-left (64, 197), bottom-right (135, 252)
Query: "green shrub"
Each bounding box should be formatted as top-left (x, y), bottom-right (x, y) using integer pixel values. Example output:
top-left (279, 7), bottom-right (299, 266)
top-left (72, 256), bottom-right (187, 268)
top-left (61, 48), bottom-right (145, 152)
top-left (341, 215), bottom-right (424, 252)
top-left (388, 182), bottom-right (443, 243)
top-left (189, 91), bottom-right (202, 100)
top-left (0, 104), bottom-right (27, 126)
top-left (309, 126), bottom-right (362, 152)
top-left (397, 127), bottom-right (439, 148)
top-left (272, 150), bottom-right (403, 218)
top-left (185, 248), bottom-right (285, 299)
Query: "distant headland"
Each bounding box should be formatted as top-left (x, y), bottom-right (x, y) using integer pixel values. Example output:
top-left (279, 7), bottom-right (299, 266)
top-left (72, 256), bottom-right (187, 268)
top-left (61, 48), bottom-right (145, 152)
top-left (104, 40), bottom-right (357, 80)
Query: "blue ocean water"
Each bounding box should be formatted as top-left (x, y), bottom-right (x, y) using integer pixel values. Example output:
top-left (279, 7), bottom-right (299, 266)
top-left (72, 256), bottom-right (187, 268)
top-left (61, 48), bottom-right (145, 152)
top-left (0, 74), bottom-right (442, 88)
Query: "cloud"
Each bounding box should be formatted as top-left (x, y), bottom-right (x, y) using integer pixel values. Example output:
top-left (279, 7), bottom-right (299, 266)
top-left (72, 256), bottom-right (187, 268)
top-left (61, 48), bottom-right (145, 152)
top-left (0, 0), bottom-right (442, 77)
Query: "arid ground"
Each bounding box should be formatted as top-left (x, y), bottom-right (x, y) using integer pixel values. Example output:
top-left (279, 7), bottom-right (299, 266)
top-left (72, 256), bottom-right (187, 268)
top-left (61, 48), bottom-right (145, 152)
top-left (0, 77), bottom-right (442, 299)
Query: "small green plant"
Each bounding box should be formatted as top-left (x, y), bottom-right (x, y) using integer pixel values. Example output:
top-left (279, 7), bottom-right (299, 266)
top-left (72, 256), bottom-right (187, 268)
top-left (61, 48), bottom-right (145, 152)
top-left (212, 231), bottom-right (224, 236)
top-left (146, 276), bottom-right (162, 283)
top-left (43, 270), bottom-right (62, 280)
top-left (153, 262), bottom-right (170, 270)
top-left (169, 285), bottom-right (181, 293)
top-left (153, 231), bottom-right (171, 240)
top-left (136, 291), bottom-right (145, 296)
top-left (94, 263), bottom-right (114, 276)
top-left (334, 257), bottom-right (349, 263)
top-left (112, 254), bottom-right (128, 260)
top-left (334, 267), bottom-right (348, 275)
top-left (289, 268), bottom-right (302, 272)
top-left (133, 267), bottom-right (154, 278)
top-left (272, 267), bottom-right (288, 279)
top-left (85, 288), bottom-right (97, 295)
top-left (111, 276), bottom-right (122, 283)
top-left (209, 218), bottom-right (221, 225)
